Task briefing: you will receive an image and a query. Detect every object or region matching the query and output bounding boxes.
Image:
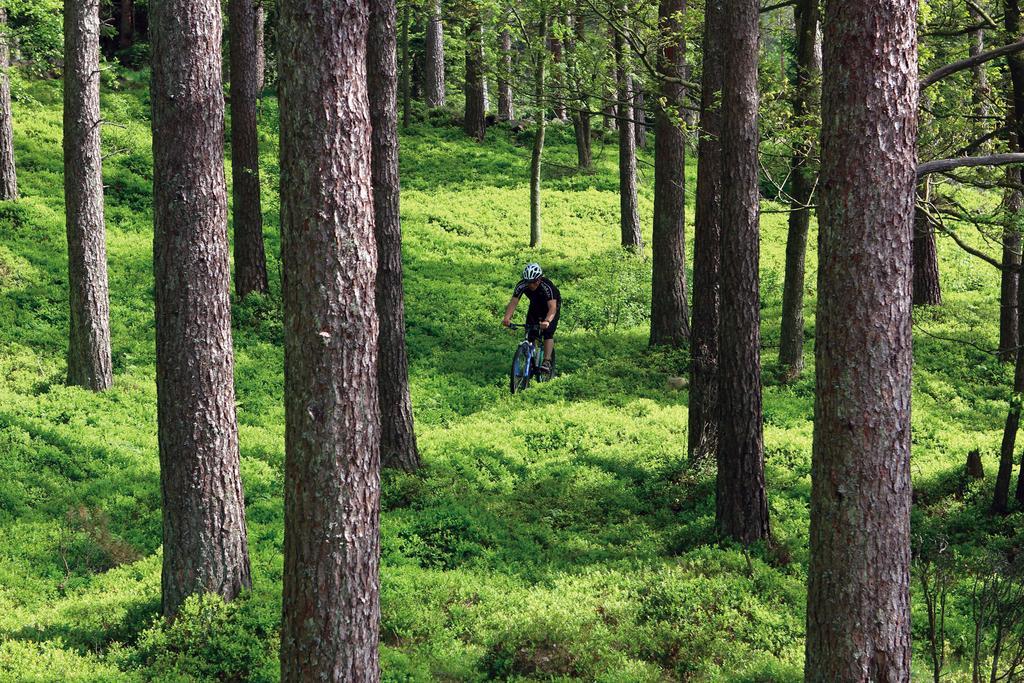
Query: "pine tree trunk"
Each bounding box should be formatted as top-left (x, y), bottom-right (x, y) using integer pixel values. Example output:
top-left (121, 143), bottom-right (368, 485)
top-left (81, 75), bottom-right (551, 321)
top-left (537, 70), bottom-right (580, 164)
top-left (716, 0), bottom-right (769, 545)
top-left (688, 0), bottom-right (724, 461)
top-left (117, 0), bottom-right (135, 50)
top-left (230, 0), bottom-right (269, 298)
top-left (999, 167), bottom-right (1021, 363)
top-left (150, 0), bottom-right (251, 620)
top-left (650, 0), bottom-right (690, 347)
top-left (614, 17), bottom-right (642, 250)
top-left (634, 88), bottom-right (647, 149)
top-left (370, 0), bottom-right (420, 473)
top-left (0, 9), bottom-right (18, 201)
top-left (912, 186), bottom-right (942, 306)
top-left (530, 14), bottom-right (547, 249)
top-left (424, 0), bottom-right (446, 108)
top-left (996, 247), bottom-right (1024, 513)
top-left (278, 0), bottom-right (382, 678)
top-left (805, 0), bottom-right (917, 677)
top-left (463, 15), bottom-right (486, 141)
top-left (64, 0), bottom-right (113, 392)
top-left (778, 0), bottom-right (820, 377)
top-left (254, 4), bottom-right (265, 93)
top-left (498, 27), bottom-right (514, 120)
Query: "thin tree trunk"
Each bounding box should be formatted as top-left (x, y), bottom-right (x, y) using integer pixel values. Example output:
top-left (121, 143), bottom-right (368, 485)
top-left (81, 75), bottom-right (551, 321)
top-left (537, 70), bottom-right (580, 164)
top-left (1000, 165), bottom-right (1021, 363)
top-left (150, 0), bottom-right (251, 620)
top-left (64, 0), bottom-right (113, 391)
top-left (498, 27), bottom-right (514, 120)
top-left (778, 0), bottom-right (820, 377)
top-left (230, 0), bottom-right (269, 298)
top-left (614, 15), bottom-right (642, 250)
top-left (531, 14), bottom-right (548, 249)
top-left (370, 0), bottom-right (420, 473)
top-left (278, 0), bottom-right (381, 678)
top-left (996, 230), bottom-right (1024, 512)
top-left (913, 177), bottom-right (942, 306)
top-left (255, 4), bottom-right (265, 94)
top-left (688, 0), bottom-right (724, 460)
top-left (805, 0), bottom-right (918, 677)
top-left (551, 29), bottom-right (567, 121)
top-left (716, 0), bottom-right (769, 545)
top-left (401, 2), bottom-right (412, 127)
top-left (649, 0), bottom-right (690, 347)
top-left (118, 0), bottom-right (135, 50)
top-left (634, 88), bottom-right (647, 148)
top-left (0, 9), bottom-right (18, 200)
top-left (970, 10), bottom-right (990, 128)
top-left (568, 12), bottom-right (591, 168)
top-left (424, 0), bottom-right (446, 108)
top-left (463, 15), bottom-right (486, 141)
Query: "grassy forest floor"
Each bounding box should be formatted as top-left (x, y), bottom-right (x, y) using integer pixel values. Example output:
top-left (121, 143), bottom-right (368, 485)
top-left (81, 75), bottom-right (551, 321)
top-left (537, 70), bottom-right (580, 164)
top-left (0, 72), bottom-right (1021, 681)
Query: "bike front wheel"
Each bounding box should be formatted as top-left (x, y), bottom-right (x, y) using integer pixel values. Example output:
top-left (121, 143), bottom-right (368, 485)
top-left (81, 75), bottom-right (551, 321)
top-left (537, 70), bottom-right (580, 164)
top-left (510, 343), bottom-right (531, 394)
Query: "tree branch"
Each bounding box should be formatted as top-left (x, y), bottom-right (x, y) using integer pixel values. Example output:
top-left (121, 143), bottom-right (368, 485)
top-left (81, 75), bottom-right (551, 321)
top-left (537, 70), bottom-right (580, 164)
top-left (760, 0), bottom-right (797, 12)
top-left (921, 37), bottom-right (1024, 89)
top-left (918, 153), bottom-right (1024, 177)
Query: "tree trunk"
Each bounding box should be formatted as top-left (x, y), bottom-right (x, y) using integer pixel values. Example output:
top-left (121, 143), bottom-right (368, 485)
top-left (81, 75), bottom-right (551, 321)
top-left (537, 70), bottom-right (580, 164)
top-left (424, 0), bottom-right (446, 108)
top-left (603, 100), bottom-right (618, 131)
top-left (805, 0), bottom-right (918, 677)
top-left (401, 2), bottom-right (411, 127)
top-left (254, 4), bottom-right (265, 93)
top-left (970, 10), bottom-right (990, 127)
top-left (150, 0), bottom-right (251, 620)
top-left (1000, 166), bottom-right (1021, 363)
top-left (649, 0), bottom-right (690, 347)
top-left (688, 0), bottom-right (724, 461)
top-left (634, 88), bottom-right (647, 148)
top-left (778, 0), bottom-right (820, 377)
top-left (117, 0), bottom-right (135, 50)
top-left (614, 17), bottom-right (642, 250)
top-left (912, 179), bottom-right (942, 306)
top-left (369, 0), bottom-right (420, 473)
top-left (498, 27), bottom-right (514, 120)
top-left (568, 12), bottom-right (591, 168)
top-left (278, 0), bottom-right (381, 678)
top-left (230, 0), bottom-right (269, 298)
top-left (463, 15), bottom-right (486, 141)
top-left (996, 242), bottom-right (1024, 512)
top-left (716, 0), bottom-right (769, 545)
top-left (64, 0), bottom-right (113, 392)
top-left (0, 9), bottom-right (18, 201)
top-left (530, 14), bottom-right (548, 249)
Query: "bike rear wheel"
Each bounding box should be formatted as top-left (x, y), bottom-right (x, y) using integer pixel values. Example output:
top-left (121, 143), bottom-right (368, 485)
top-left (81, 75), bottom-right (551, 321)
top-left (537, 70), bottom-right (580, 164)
top-left (510, 343), bottom-right (531, 394)
top-left (535, 348), bottom-right (556, 382)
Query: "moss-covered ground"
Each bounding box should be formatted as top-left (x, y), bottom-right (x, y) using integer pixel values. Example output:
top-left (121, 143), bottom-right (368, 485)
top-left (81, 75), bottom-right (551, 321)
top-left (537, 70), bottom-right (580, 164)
top-left (0, 72), bottom-right (1019, 681)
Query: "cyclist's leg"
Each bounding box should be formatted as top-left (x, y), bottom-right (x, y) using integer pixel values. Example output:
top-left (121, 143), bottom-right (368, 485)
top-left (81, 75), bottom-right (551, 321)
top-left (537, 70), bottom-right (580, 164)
top-left (541, 314), bottom-right (558, 370)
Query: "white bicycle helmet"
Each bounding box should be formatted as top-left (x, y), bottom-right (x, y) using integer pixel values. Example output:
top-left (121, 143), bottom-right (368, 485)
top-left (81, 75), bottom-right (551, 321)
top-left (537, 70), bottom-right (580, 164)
top-left (522, 262), bottom-right (543, 280)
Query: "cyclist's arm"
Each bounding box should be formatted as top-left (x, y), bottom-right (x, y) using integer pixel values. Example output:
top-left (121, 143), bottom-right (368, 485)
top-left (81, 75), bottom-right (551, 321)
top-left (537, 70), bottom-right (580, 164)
top-left (540, 299), bottom-right (557, 329)
top-left (502, 296), bottom-right (520, 326)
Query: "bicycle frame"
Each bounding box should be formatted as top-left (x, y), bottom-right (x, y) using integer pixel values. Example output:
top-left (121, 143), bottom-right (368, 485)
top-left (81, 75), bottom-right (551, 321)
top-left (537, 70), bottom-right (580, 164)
top-left (509, 323), bottom-right (545, 377)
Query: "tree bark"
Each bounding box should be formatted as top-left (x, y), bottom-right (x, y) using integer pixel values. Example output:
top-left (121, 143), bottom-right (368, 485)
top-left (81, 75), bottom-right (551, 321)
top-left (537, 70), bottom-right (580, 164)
top-left (530, 14), bottom-right (548, 249)
top-left (424, 0), bottom-right (446, 108)
top-left (150, 0), bottom-right (251, 620)
top-left (278, 0), bottom-right (382, 678)
top-left (550, 29), bottom-right (567, 121)
top-left (970, 16), bottom-right (990, 124)
top-left (649, 0), bottom-right (690, 347)
top-left (463, 14), bottom-right (486, 141)
top-left (0, 9), bottom-right (18, 201)
top-left (614, 15), bottom-right (642, 250)
top-left (568, 12), bottom-right (591, 168)
top-left (369, 0), bottom-right (420, 473)
top-left (778, 0), bottom-right (820, 377)
top-left (688, 0), bottom-right (724, 460)
top-left (1000, 165), bottom-right (1021, 363)
top-left (498, 27), bottom-right (514, 120)
top-left (912, 178), bottom-right (942, 306)
top-left (994, 256), bottom-right (1024, 513)
top-left (805, 0), bottom-right (918, 677)
top-left (230, 0), bottom-right (269, 298)
top-left (716, 0), bottom-right (770, 545)
top-left (64, 0), bottom-right (113, 392)
top-left (117, 0), bottom-right (135, 50)
top-left (634, 88), bottom-right (647, 148)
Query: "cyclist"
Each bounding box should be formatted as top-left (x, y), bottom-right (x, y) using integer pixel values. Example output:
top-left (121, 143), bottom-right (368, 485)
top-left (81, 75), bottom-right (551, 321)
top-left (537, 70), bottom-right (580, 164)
top-left (502, 262), bottom-right (561, 374)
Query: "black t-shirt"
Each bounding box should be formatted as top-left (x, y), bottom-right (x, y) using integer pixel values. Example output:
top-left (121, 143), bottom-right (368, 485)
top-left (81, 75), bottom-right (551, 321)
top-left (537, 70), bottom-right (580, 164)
top-left (513, 277), bottom-right (561, 319)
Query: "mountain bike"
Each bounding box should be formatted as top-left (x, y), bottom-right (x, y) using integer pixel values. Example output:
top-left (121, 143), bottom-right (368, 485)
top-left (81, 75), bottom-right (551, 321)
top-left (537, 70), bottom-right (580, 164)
top-left (508, 323), bottom-right (556, 394)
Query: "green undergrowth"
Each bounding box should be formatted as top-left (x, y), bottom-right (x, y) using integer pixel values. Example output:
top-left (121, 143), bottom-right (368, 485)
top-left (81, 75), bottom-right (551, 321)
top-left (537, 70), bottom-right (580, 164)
top-left (0, 70), bottom-right (1019, 681)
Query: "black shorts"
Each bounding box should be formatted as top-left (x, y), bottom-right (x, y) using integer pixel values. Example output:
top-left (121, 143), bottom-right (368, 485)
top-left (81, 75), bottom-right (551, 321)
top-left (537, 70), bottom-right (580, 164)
top-left (526, 308), bottom-right (560, 340)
